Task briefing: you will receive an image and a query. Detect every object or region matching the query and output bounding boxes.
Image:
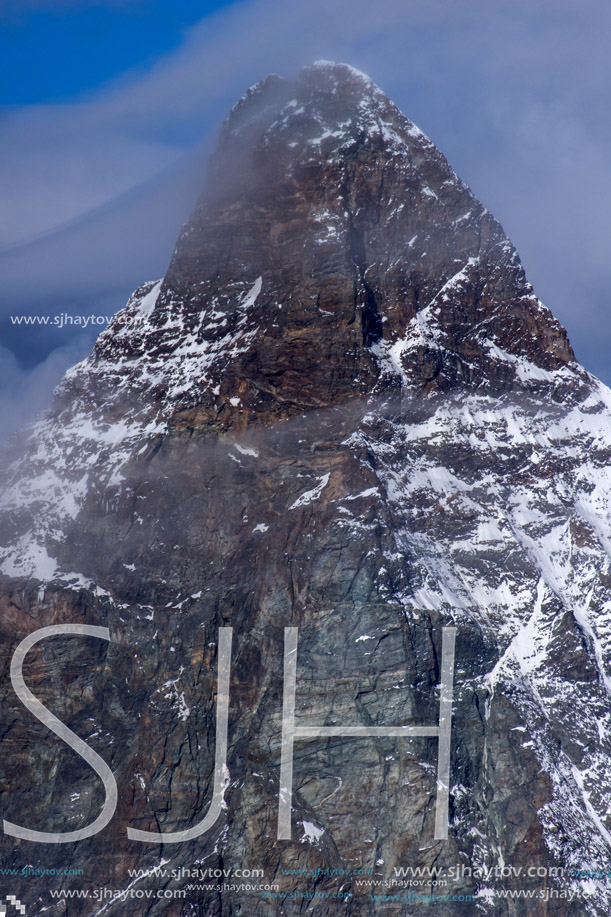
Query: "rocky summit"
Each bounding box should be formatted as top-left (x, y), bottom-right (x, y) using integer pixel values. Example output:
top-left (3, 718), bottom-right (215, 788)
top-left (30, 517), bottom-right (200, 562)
top-left (1, 61), bottom-right (611, 916)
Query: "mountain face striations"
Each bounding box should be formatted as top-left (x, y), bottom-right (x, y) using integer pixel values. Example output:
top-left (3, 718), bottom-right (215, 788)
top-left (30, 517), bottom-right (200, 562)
top-left (2, 62), bottom-right (611, 916)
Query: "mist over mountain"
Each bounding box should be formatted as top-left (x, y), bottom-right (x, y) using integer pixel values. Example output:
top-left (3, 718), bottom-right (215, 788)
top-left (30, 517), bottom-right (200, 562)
top-left (1, 62), bottom-right (611, 915)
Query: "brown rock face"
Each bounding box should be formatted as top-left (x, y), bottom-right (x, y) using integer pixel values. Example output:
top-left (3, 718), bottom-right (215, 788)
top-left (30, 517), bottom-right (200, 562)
top-left (2, 62), bottom-right (611, 917)
top-left (69, 62), bottom-right (573, 436)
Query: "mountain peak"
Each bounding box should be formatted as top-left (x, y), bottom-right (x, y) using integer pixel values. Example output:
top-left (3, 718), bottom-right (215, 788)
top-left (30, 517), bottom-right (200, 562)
top-left (51, 63), bottom-right (575, 441)
top-left (215, 60), bottom-right (429, 180)
top-left (309, 59), bottom-right (372, 77)
top-left (3, 68), bottom-right (611, 908)
top-left (301, 59), bottom-right (380, 92)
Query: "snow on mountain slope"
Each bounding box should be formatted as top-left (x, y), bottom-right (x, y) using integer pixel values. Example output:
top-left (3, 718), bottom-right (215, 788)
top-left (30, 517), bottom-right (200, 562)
top-left (1, 63), bottom-right (610, 915)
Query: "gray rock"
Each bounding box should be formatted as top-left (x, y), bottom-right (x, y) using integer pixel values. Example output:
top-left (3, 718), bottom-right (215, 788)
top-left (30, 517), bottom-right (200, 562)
top-left (1, 61), bottom-right (610, 915)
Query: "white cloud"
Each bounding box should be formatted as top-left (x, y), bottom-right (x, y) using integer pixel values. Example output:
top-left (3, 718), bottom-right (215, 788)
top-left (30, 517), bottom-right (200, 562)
top-left (3, 0), bottom-right (611, 248)
top-left (0, 337), bottom-right (93, 444)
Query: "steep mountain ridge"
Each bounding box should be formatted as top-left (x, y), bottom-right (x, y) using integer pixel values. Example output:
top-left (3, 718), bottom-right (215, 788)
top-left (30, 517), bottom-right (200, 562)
top-left (1, 62), bottom-right (610, 916)
top-left (60, 62), bottom-right (574, 429)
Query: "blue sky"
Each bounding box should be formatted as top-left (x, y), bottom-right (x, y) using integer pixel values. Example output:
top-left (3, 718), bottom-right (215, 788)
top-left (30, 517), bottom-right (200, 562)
top-left (0, 1), bottom-right (238, 105)
top-left (1, 0), bottom-right (611, 440)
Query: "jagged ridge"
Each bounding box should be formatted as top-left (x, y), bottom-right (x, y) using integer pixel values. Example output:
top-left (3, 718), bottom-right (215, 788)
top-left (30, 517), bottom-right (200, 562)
top-left (1, 63), bottom-right (611, 917)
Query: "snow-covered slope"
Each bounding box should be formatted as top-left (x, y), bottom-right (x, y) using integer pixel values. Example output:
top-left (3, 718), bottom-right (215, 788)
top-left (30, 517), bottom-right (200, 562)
top-left (1, 62), bottom-right (611, 915)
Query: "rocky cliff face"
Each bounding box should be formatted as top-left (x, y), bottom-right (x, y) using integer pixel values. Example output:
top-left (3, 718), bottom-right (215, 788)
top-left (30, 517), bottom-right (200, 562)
top-left (1, 62), bottom-right (611, 916)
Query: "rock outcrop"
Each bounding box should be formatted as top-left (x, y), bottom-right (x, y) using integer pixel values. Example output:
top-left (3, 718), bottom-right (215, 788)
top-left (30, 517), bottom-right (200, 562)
top-left (1, 62), bottom-right (611, 916)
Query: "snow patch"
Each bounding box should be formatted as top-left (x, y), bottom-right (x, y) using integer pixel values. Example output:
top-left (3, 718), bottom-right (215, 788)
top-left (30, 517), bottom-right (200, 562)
top-left (289, 473), bottom-right (330, 510)
top-left (300, 820), bottom-right (324, 844)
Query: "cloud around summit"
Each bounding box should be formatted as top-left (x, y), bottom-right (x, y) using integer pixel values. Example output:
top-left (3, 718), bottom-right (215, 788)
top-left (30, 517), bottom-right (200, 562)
top-left (1, 0), bottom-right (611, 440)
